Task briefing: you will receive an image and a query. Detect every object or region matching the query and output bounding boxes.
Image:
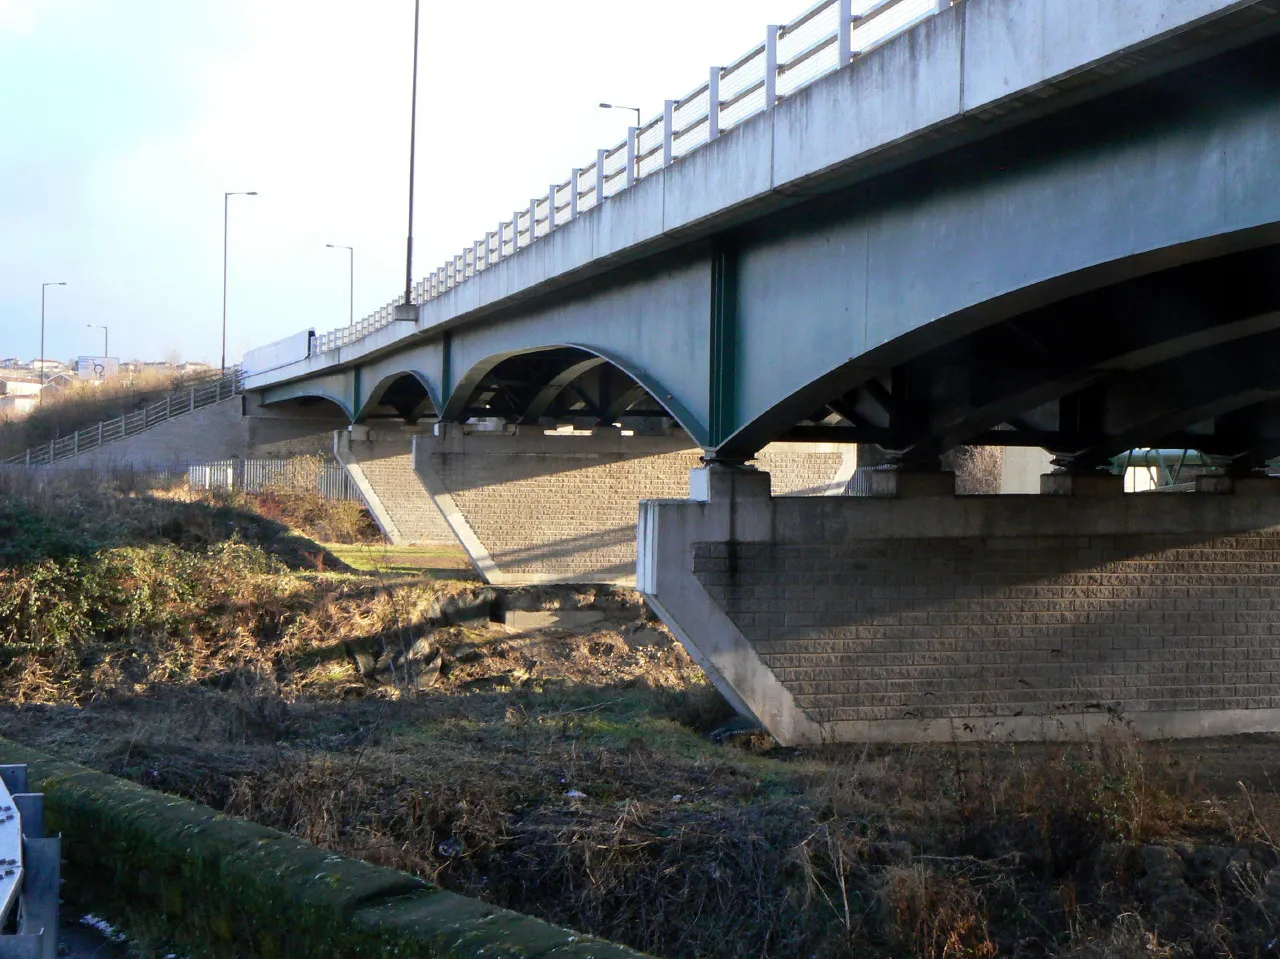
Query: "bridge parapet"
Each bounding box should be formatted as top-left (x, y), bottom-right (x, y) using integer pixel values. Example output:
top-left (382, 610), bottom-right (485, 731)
top-left (286, 0), bottom-right (947, 361)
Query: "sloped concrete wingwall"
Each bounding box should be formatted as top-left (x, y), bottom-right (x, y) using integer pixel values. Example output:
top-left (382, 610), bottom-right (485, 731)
top-left (411, 428), bottom-right (857, 585)
top-left (336, 430), bottom-right (458, 546)
top-left (641, 476), bottom-right (1280, 745)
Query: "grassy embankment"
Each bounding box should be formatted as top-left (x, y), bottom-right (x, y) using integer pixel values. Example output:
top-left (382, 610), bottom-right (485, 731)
top-left (3, 471), bottom-right (1280, 958)
top-left (0, 368), bottom-right (223, 460)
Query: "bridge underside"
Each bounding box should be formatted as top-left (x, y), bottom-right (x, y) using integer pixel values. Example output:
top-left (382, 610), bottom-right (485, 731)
top-left (783, 242), bottom-right (1280, 473)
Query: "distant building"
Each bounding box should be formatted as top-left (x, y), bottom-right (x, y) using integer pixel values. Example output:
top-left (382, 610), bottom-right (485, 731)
top-left (0, 380), bottom-right (44, 398)
top-left (28, 358), bottom-right (69, 374)
top-left (0, 378), bottom-right (49, 418)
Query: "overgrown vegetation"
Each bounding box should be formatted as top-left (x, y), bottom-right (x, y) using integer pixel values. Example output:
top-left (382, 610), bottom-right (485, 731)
top-left (189, 484), bottom-right (383, 546)
top-left (0, 367), bottom-right (213, 458)
top-left (3, 475), bottom-right (1280, 959)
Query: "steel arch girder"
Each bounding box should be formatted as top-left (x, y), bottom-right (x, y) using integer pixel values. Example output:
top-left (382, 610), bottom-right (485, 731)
top-left (259, 371), bottom-right (357, 421)
top-left (354, 369), bottom-right (441, 423)
top-left (439, 343), bottom-right (703, 442)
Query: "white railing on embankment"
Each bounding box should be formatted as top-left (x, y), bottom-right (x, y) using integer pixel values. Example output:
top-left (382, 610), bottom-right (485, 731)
top-left (298, 0), bottom-right (943, 358)
top-left (2, 370), bottom-right (243, 468)
top-left (188, 458), bottom-right (365, 502)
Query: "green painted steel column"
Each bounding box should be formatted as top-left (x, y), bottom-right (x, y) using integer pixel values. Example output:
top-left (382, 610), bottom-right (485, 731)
top-left (441, 331), bottom-right (454, 417)
top-left (708, 240), bottom-right (739, 451)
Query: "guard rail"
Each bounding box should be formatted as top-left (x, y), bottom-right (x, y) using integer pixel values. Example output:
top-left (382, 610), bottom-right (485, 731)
top-left (2, 370), bottom-right (242, 468)
top-left (309, 0), bottom-right (943, 356)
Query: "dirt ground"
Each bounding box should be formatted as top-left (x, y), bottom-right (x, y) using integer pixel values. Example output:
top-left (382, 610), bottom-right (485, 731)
top-left (6, 571), bottom-right (1280, 959)
top-left (7, 472), bottom-right (1280, 957)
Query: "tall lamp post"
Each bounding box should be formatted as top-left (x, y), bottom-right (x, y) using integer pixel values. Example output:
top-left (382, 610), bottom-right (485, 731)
top-left (326, 244), bottom-right (355, 326)
top-left (400, 0), bottom-right (422, 314)
top-left (86, 323), bottom-right (108, 357)
top-left (39, 281), bottom-right (67, 400)
top-left (222, 190), bottom-right (258, 373)
top-left (599, 102), bottom-right (641, 126)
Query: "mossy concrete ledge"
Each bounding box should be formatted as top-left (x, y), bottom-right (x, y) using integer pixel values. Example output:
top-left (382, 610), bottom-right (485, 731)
top-left (0, 739), bottom-right (647, 959)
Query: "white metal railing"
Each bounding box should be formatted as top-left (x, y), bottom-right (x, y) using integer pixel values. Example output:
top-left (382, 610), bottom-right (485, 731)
top-left (188, 458), bottom-right (366, 502)
top-left (310, 0), bottom-right (943, 355)
top-left (2, 369), bottom-right (243, 468)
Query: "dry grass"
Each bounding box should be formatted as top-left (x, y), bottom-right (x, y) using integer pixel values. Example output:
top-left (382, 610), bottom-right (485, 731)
top-left (0, 368), bottom-right (211, 458)
top-left (4, 480), bottom-right (1280, 958)
top-left (172, 484), bottom-right (383, 546)
top-left (949, 446), bottom-right (1006, 495)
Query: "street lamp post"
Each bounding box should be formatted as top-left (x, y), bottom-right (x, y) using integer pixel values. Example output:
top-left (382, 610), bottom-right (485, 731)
top-left (222, 190), bottom-right (258, 374)
top-left (39, 281), bottom-right (67, 400)
top-left (326, 244), bottom-right (355, 326)
top-left (87, 323), bottom-right (108, 357)
top-left (599, 102), bottom-right (642, 127)
top-left (402, 0), bottom-right (422, 311)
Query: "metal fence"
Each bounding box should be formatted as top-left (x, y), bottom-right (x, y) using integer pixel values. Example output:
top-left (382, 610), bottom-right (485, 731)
top-left (187, 458), bottom-right (364, 502)
top-left (3, 369), bottom-right (243, 468)
top-left (0, 457), bottom-right (366, 505)
top-left (310, 0), bottom-right (942, 355)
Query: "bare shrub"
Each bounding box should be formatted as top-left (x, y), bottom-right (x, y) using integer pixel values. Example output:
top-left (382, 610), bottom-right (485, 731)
top-left (948, 446), bottom-right (1005, 495)
top-left (0, 367), bottom-right (213, 459)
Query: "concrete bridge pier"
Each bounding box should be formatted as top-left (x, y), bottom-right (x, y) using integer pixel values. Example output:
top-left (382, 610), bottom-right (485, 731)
top-left (639, 463), bottom-right (1280, 745)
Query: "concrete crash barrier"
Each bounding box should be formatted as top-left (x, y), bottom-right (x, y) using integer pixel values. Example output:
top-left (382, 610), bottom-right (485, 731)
top-left (0, 763), bottom-right (59, 959)
top-left (0, 741), bottom-right (646, 959)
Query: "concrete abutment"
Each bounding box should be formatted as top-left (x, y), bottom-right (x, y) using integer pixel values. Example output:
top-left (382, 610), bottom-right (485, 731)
top-left (407, 427), bottom-right (857, 585)
top-left (640, 467), bottom-right (1280, 745)
top-left (336, 430), bottom-right (1051, 583)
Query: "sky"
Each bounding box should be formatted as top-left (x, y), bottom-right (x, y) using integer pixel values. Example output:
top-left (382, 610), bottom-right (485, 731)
top-left (0, 0), bottom-right (819, 367)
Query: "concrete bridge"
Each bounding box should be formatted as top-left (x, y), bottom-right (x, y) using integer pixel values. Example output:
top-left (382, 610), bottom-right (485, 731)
top-left (241, 0), bottom-right (1280, 743)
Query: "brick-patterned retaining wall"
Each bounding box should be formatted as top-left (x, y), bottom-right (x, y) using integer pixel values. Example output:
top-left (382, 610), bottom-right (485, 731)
top-left (415, 431), bottom-right (854, 584)
top-left (342, 434), bottom-right (456, 545)
top-left (694, 533), bottom-right (1280, 727)
top-left (640, 476), bottom-right (1280, 743)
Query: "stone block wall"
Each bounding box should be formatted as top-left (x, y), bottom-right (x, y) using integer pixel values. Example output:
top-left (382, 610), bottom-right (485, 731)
top-left (340, 433), bottom-right (456, 545)
top-left (694, 533), bottom-right (1280, 726)
top-left (44, 398), bottom-right (249, 469)
top-left (641, 480), bottom-right (1280, 743)
top-left (416, 430), bottom-right (855, 584)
